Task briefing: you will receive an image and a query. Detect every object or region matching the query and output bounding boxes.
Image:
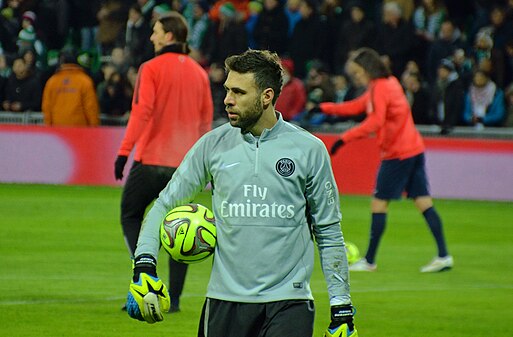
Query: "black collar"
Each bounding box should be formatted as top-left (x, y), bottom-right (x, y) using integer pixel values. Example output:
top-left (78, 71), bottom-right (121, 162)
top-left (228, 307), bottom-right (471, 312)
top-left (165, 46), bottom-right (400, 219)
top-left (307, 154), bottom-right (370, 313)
top-left (158, 43), bottom-right (190, 55)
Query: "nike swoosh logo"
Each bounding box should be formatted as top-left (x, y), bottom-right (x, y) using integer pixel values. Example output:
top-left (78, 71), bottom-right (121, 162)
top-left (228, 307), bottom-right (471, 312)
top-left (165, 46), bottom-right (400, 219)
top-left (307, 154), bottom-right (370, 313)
top-left (220, 162), bottom-right (240, 170)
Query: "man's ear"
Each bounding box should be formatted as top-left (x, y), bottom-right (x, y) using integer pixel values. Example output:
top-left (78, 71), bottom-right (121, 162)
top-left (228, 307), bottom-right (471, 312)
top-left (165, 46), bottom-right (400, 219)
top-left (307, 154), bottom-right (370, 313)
top-left (165, 31), bottom-right (174, 43)
top-left (262, 88), bottom-right (274, 108)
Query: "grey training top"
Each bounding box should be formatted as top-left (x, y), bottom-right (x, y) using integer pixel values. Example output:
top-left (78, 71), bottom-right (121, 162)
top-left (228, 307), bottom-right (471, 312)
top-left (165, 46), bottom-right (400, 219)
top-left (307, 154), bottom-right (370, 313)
top-left (135, 113), bottom-right (351, 306)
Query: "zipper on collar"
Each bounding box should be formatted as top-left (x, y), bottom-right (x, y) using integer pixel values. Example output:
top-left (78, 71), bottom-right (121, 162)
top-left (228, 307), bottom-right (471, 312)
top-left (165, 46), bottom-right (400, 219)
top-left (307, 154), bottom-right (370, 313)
top-left (254, 139), bottom-right (260, 176)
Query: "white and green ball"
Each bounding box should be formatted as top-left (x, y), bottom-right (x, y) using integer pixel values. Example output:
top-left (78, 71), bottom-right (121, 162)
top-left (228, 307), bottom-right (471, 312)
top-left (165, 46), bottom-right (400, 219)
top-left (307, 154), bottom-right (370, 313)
top-left (160, 204), bottom-right (216, 264)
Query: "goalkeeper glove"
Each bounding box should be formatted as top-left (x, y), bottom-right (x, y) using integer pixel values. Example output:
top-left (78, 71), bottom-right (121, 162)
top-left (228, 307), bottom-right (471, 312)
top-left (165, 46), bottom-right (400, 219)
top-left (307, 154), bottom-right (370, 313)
top-left (330, 139), bottom-right (345, 156)
top-left (324, 305), bottom-right (358, 337)
top-left (114, 155), bottom-right (128, 180)
top-left (126, 254), bottom-right (170, 323)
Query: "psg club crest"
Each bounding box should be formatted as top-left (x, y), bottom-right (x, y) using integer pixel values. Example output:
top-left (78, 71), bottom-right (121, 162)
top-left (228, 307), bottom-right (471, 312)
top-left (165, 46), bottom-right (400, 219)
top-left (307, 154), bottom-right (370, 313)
top-left (276, 158), bottom-right (295, 177)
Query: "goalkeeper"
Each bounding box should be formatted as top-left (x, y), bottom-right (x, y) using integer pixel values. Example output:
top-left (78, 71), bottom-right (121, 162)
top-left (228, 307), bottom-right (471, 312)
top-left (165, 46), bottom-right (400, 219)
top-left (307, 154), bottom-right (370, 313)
top-left (126, 49), bottom-right (359, 337)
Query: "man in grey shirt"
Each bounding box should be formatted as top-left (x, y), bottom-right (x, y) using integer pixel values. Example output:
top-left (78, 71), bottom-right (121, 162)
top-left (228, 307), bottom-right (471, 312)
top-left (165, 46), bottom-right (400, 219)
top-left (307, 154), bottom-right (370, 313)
top-left (126, 49), bottom-right (359, 337)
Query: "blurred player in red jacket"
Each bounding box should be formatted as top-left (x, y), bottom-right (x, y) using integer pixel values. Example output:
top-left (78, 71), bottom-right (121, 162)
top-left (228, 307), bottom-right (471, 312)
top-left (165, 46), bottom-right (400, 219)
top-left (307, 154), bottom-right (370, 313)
top-left (115, 12), bottom-right (213, 311)
top-left (275, 58), bottom-right (306, 121)
top-left (317, 47), bottom-right (453, 273)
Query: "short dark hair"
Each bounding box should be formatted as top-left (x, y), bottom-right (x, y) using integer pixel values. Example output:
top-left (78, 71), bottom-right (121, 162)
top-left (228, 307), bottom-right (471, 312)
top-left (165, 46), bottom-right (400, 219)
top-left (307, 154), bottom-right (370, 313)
top-left (59, 48), bottom-right (78, 65)
top-left (349, 47), bottom-right (391, 79)
top-left (159, 12), bottom-right (188, 44)
top-left (224, 49), bottom-right (283, 104)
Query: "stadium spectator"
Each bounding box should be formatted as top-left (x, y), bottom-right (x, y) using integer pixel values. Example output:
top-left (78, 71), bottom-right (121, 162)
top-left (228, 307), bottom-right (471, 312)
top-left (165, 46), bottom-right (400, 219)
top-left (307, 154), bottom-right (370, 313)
top-left (16, 11), bottom-right (36, 52)
top-left (124, 3), bottom-right (153, 69)
top-left (301, 60), bottom-right (337, 126)
top-left (108, 46), bottom-right (130, 75)
top-left (289, 0), bottom-right (329, 79)
top-left (96, 0), bottom-right (129, 56)
top-left (451, 48), bottom-right (474, 88)
top-left (0, 0), bottom-right (22, 54)
top-left (332, 73), bottom-right (350, 103)
top-left (412, 0), bottom-right (447, 66)
top-left (430, 58), bottom-right (465, 134)
top-left (125, 49), bottom-right (359, 337)
top-left (470, 31), bottom-right (507, 90)
top-left (204, 2), bottom-right (248, 64)
top-left (208, 0), bottom-right (249, 23)
top-left (425, 19), bottom-right (465, 84)
top-left (137, 0), bottom-right (157, 24)
top-left (474, 6), bottom-right (513, 88)
top-left (375, 1), bottom-right (416, 77)
top-left (275, 57), bottom-right (306, 121)
top-left (115, 12), bottom-right (213, 313)
top-left (253, 0), bottom-right (289, 54)
top-left (477, 5), bottom-right (513, 52)
top-left (412, 0), bottom-right (447, 43)
top-left (19, 47), bottom-right (44, 86)
top-left (400, 59), bottom-right (421, 83)
top-left (403, 71), bottom-right (433, 125)
top-left (97, 69), bottom-right (131, 117)
top-left (463, 69), bottom-right (506, 129)
top-left (41, 50), bottom-right (99, 126)
top-left (334, 1), bottom-right (375, 75)
top-left (315, 48), bottom-right (453, 273)
top-left (208, 62), bottom-right (228, 122)
top-left (245, 0), bottom-right (263, 49)
top-left (304, 60), bottom-right (335, 108)
top-left (384, 0), bottom-right (415, 22)
top-left (184, 0), bottom-right (211, 65)
top-left (2, 56), bottom-right (41, 112)
top-left (284, 0), bottom-right (302, 37)
top-left (472, 31), bottom-right (494, 66)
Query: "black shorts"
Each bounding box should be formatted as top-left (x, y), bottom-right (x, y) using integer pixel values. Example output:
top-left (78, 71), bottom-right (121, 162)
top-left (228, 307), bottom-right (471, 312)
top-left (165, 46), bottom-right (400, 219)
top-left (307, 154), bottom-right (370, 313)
top-left (374, 153), bottom-right (430, 200)
top-left (197, 298), bottom-right (315, 337)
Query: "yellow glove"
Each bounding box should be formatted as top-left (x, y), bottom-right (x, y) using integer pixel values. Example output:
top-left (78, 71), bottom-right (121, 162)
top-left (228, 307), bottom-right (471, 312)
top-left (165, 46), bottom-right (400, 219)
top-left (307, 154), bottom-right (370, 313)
top-left (126, 255), bottom-right (170, 323)
top-left (325, 305), bottom-right (358, 337)
top-left (324, 323), bottom-right (358, 337)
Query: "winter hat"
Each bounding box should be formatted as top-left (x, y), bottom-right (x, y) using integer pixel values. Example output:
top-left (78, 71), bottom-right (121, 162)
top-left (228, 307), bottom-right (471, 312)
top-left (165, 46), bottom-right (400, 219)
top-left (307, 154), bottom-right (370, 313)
top-left (220, 2), bottom-right (236, 17)
top-left (22, 11), bottom-right (36, 25)
top-left (248, 1), bottom-right (263, 13)
top-left (47, 49), bottom-right (60, 67)
top-left (281, 58), bottom-right (294, 75)
top-left (153, 3), bottom-right (171, 16)
top-left (439, 58), bottom-right (455, 72)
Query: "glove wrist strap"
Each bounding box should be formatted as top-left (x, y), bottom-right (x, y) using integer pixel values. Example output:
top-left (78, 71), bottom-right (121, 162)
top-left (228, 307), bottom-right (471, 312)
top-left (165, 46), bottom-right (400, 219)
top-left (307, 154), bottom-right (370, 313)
top-left (133, 254), bottom-right (157, 281)
top-left (329, 304), bottom-right (355, 330)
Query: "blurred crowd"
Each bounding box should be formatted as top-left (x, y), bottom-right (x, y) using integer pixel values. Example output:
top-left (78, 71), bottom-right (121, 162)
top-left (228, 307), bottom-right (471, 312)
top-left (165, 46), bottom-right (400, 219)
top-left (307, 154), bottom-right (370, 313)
top-left (1, 0), bottom-right (513, 130)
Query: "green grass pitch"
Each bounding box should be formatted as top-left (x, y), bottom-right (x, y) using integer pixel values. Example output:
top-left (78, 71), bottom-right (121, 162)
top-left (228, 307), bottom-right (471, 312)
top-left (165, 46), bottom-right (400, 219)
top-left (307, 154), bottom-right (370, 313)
top-left (1, 183), bottom-right (512, 336)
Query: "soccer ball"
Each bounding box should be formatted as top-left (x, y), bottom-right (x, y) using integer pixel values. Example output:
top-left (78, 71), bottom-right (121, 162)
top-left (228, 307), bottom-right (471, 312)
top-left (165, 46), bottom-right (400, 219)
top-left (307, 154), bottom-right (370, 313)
top-left (160, 203), bottom-right (216, 264)
top-left (345, 241), bottom-right (360, 265)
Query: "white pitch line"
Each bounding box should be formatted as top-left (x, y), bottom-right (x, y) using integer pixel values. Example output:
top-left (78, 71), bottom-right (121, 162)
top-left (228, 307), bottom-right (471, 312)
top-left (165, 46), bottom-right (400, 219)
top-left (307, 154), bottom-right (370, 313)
top-left (0, 293), bottom-right (206, 306)
top-left (1, 284), bottom-right (512, 306)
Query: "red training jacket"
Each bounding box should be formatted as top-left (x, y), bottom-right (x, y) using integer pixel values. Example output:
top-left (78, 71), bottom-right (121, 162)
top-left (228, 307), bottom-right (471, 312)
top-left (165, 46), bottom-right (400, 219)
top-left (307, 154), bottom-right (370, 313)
top-left (118, 50), bottom-right (213, 167)
top-left (320, 76), bottom-right (424, 160)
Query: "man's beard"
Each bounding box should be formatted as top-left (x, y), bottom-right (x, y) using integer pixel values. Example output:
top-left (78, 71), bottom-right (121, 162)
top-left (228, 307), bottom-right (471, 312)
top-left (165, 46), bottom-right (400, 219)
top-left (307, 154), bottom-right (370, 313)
top-left (229, 98), bottom-right (264, 134)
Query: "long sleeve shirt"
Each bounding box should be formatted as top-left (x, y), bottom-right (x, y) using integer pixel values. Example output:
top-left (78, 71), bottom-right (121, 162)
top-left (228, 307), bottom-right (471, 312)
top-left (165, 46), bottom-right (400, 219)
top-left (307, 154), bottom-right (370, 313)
top-left (118, 47), bottom-right (213, 167)
top-left (136, 114), bottom-right (352, 306)
top-left (320, 76), bottom-right (424, 160)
